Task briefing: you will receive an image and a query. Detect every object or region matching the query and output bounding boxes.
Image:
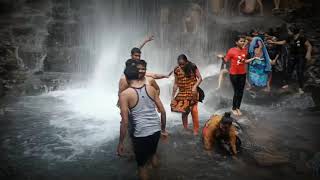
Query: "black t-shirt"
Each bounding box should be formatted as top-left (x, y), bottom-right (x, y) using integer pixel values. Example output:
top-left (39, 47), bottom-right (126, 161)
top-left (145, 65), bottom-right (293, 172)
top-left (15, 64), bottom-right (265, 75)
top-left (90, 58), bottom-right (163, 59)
top-left (278, 32), bottom-right (290, 42)
top-left (267, 45), bottom-right (280, 60)
top-left (288, 36), bottom-right (307, 56)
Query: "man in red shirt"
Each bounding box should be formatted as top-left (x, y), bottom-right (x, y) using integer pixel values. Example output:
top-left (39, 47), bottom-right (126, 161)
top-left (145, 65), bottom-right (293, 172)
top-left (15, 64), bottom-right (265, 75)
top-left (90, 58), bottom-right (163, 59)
top-left (224, 35), bottom-right (259, 116)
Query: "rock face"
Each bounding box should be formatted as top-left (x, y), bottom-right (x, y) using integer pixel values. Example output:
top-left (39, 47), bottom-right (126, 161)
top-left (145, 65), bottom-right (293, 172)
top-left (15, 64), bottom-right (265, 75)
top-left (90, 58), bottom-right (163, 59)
top-left (44, 0), bottom-right (95, 73)
top-left (0, 0), bottom-right (320, 99)
top-left (0, 0), bottom-right (51, 97)
top-left (0, 0), bottom-right (92, 97)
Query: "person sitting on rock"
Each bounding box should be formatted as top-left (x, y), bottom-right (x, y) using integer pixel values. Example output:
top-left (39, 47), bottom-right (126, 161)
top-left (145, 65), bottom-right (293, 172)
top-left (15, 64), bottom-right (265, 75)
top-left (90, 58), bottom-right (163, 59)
top-left (202, 112), bottom-right (241, 156)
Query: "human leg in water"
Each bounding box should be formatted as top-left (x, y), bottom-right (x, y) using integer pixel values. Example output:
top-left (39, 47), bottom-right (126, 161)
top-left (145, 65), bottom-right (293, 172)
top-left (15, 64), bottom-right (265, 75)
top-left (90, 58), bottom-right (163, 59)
top-left (264, 72), bottom-right (272, 92)
top-left (287, 57), bottom-right (306, 94)
top-left (297, 56), bottom-right (306, 94)
top-left (138, 166), bottom-right (148, 180)
top-left (191, 103), bottom-right (199, 135)
top-left (151, 154), bottom-right (160, 168)
top-left (182, 110), bottom-right (190, 130)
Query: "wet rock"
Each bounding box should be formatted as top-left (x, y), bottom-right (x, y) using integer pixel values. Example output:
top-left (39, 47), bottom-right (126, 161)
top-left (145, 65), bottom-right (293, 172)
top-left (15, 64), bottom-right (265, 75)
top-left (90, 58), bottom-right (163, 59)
top-left (310, 86), bottom-right (320, 108)
top-left (295, 152), bottom-right (310, 174)
top-left (0, 79), bottom-right (4, 97)
top-left (19, 51), bottom-right (44, 70)
top-left (253, 151), bottom-right (289, 167)
top-left (11, 26), bottom-right (34, 37)
top-left (306, 152), bottom-right (320, 176)
top-left (0, 1), bottom-right (15, 15)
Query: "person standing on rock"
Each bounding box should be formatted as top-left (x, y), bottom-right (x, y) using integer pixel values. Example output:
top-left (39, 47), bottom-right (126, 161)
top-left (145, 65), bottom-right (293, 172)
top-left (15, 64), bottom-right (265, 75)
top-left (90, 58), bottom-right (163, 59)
top-left (171, 54), bottom-right (203, 136)
top-left (117, 62), bottom-right (168, 180)
top-left (224, 35), bottom-right (260, 116)
top-left (268, 24), bottom-right (313, 94)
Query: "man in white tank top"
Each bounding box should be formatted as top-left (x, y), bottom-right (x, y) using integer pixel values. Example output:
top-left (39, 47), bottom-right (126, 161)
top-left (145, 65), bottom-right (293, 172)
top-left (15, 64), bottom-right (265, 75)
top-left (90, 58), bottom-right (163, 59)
top-left (118, 62), bottom-right (168, 180)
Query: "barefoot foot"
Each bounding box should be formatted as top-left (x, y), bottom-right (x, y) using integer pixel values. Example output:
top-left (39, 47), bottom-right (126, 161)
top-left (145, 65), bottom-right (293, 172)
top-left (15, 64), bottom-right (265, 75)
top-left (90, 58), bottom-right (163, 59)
top-left (232, 109), bottom-right (239, 116)
top-left (236, 109), bottom-right (242, 116)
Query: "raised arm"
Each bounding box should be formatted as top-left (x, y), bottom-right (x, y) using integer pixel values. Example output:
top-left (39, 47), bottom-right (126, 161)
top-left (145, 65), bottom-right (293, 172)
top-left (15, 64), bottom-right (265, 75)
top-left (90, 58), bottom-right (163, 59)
top-left (117, 93), bottom-right (129, 156)
top-left (138, 35), bottom-right (154, 50)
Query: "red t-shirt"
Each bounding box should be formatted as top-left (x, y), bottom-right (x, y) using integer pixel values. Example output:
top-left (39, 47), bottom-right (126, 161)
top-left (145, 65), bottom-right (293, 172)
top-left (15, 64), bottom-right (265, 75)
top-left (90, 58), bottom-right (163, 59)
top-left (224, 47), bottom-right (248, 75)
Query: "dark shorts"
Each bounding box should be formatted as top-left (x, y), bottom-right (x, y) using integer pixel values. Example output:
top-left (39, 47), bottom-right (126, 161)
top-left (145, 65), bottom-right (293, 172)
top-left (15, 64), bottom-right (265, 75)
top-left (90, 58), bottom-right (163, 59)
top-left (132, 131), bottom-right (161, 167)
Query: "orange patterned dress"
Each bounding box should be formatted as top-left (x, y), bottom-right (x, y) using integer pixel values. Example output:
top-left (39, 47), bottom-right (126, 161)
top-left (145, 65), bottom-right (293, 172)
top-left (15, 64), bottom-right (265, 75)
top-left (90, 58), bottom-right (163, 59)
top-left (171, 64), bottom-right (198, 113)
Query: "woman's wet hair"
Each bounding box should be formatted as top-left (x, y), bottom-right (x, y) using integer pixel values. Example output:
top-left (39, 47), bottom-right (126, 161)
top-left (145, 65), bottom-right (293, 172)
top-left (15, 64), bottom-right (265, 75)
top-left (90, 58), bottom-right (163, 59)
top-left (221, 112), bottom-right (234, 125)
top-left (124, 61), bottom-right (139, 80)
top-left (177, 54), bottom-right (188, 62)
top-left (130, 47), bottom-right (141, 55)
top-left (177, 54), bottom-right (195, 78)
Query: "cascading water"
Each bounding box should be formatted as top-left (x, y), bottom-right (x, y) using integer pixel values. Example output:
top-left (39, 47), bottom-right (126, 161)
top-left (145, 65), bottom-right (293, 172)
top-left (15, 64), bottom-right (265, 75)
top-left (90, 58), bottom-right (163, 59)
top-left (1, 1), bottom-right (319, 179)
top-left (28, 0), bottom-right (217, 160)
top-left (40, 0), bottom-right (222, 159)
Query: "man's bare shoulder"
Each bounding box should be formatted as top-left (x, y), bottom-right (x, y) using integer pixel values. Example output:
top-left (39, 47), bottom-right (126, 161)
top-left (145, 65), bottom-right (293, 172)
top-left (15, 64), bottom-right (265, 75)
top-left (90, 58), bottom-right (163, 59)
top-left (146, 85), bottom-right (157, 95)
top-left (146, 76), bottom-right (155, 82)
top-left (120, 88), bottom-right (135, 96)
top-left (119, 74), bottom-right (126, 80)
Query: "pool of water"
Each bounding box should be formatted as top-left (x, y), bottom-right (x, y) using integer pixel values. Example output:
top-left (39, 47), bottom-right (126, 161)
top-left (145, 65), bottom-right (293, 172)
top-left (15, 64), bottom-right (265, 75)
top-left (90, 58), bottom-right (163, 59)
top-left (0, 89), bottom-right (319, 180)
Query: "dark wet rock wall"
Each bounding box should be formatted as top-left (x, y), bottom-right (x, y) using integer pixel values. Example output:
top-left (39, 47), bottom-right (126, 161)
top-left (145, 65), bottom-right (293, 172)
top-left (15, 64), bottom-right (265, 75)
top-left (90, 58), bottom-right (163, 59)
top-left (0, 0), bottom-right (319, 103)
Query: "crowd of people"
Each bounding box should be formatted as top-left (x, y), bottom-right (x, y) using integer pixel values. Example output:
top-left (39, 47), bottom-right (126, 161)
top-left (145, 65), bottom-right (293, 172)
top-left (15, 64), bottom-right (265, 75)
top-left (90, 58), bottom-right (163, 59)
top-left (217, 23), bottom-right (312, 115)
top-left (116, 22), bottom-right (313, 179)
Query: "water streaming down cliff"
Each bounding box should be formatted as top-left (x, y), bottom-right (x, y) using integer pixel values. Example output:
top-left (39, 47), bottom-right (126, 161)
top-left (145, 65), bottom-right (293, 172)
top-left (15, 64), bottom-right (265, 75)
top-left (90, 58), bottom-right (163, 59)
top-left (1, 1), bottom-right (319, 179)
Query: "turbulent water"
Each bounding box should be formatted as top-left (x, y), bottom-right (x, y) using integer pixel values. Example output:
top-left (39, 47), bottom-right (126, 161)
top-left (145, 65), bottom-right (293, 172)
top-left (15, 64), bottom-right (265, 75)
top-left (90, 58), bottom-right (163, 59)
top-left (0, 0), bottom-right (319, 179)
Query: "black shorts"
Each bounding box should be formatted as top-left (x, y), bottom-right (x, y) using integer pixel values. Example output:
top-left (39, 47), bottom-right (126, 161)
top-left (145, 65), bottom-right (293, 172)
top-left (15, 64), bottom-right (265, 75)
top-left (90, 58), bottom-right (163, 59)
top-left (132, 131), bottom-right (160, 167)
